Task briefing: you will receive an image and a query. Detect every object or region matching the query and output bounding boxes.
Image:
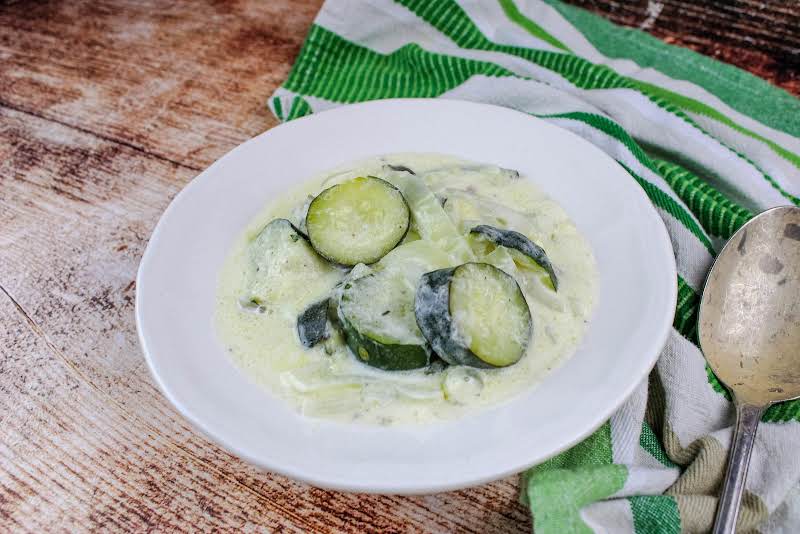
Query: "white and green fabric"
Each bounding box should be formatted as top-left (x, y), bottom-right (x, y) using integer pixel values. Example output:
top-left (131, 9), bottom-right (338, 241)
top-left (267, 1), bottom-right (800, 532)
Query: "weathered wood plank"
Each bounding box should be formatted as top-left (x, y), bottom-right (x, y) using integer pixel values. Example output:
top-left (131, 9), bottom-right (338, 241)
top-left (561, 0), bottom-right (799, 96)
top-left (0, 290), bottom-right (313, 533)
top-left (0, 0), bottom-right (322, 170)
top-left (1, 0), bottom-right (795, 182)
top-left (0, 104), bottom-right (530, 533)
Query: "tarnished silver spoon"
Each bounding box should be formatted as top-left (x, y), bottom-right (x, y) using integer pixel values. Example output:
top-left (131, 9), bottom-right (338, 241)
top-left (699, 205), bottom-right (800, 534)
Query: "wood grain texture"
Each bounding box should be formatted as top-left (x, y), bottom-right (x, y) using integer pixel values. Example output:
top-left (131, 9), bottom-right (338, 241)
top-left (561, 0), bottom-right (800, 96)
top-left (0, 1), bottom-right (530, 532)
top-left (0, 0), bottom-right (309, 170)
top-left (0, 0), bottom-right (796, 531)
top-left (0, 90), bottom-right (530, 534)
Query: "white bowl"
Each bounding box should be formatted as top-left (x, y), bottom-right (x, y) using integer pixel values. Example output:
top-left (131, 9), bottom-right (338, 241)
top-left (136, 98), bottom-right (676, 494)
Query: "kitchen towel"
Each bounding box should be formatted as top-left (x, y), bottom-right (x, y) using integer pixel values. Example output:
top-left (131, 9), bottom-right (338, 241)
top-left (268, 1), bottom-right (800, 532)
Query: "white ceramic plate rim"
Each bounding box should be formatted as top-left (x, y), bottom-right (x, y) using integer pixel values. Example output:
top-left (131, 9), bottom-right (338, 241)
top-left (137, 98), bottom-right (677, 494)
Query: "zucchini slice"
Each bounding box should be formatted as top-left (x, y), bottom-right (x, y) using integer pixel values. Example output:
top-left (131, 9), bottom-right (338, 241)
top-left (470, 224), bottom-right (558, 291)
top-left (305, 176), bottom-right (410, 266)
top-left (338, 271), bottom-right (430, 371)
top-left (481, 246), bottom-right (565, 313)
top-left (297, 298), bottom-right (330, 348)
top-left (415, 263), bottom-right (532, 368)
top-left (336, 241), bottom-right (452, 371)
top-left (245, 218), bottom-right (341, 309)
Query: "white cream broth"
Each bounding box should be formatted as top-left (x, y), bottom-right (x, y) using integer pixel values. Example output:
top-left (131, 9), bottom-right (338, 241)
top-left (216, 153), bottom-right (597, 425)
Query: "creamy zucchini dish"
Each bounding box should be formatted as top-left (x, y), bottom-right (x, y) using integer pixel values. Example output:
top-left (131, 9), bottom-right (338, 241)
top-left (216, 154), bottom-right (597, 424)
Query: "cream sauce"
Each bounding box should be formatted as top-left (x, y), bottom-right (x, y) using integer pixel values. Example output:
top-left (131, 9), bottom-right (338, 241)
top-left (216, 154), bottom-right (597, 425)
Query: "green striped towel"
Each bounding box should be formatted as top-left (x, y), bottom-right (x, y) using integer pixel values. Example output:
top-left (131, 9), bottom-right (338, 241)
top-left (268, 1), bottom-right (800, 532)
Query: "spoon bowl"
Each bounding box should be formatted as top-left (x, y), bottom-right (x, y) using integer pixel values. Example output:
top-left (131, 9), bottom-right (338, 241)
top-left (699, 205), bottom-right (800, 533)
top-left (700, 206), bottom-right (800, 404)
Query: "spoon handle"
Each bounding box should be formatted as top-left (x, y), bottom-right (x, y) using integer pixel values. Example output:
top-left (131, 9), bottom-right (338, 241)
top-left (712, 403), bottom-right (765, 534)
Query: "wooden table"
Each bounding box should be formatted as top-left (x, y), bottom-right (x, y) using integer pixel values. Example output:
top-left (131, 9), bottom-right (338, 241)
top-left (1, 1), bottom-right (796, 531)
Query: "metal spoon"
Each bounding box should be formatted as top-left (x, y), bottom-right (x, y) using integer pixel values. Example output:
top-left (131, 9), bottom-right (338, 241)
top-left (699, 205), bottom-right (800, 534)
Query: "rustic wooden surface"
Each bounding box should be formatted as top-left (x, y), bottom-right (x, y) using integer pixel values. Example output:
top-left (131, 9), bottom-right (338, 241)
top-left (0, 0), bottom-right (796, 532)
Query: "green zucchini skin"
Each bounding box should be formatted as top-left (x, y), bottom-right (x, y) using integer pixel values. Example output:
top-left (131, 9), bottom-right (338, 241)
top-left (470, 224), bottom-right (558, 291)
top-left (305, 176), bottom-right (411, 266)
top-left (274, 218), bottom-right (306, 239)
top-left (338, 314), bottom-right (431, 371)
top-left (414, 266), bottom-right (491, 368)
top-left (333, 239), bottom-right (455, 371)
top-left (501, 167), bottom-right (520, 180)
top-left (297, 298), bottom-right (330, 348)
top-left (336, 270), bottom-right (431, 371)
top-left (386, 164), bottom-right (415, 175)
top-left (415, 263), bottom-right (532, 368)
